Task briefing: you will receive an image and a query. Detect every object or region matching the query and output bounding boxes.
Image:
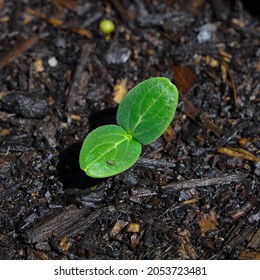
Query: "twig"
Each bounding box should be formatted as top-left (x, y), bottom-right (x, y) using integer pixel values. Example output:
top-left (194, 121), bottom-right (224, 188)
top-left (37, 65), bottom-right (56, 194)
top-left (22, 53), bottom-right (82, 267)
top-left (136, 157), bottom-right (176, 170)
top-left (23, 205), bottom-right (90, 244)
top-left (0, 35), bottom-right (38, 70)
top-left (162, 173), bottom-right (245, 192)
top-left (66, 43), bottom-right (91, 112)
top-left (214, 119), bottom-right (249, 148)
top-left (110, 0), bottom-right (129, 24)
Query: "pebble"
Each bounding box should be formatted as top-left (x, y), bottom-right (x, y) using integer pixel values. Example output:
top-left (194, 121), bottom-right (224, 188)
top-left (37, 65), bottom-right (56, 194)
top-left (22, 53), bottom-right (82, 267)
top-left (105, 42), bottom-right (131, 64)
top-left (48, 57), bottom-right (58, 68)
top-left (197, 23), bottom-right (217, 43)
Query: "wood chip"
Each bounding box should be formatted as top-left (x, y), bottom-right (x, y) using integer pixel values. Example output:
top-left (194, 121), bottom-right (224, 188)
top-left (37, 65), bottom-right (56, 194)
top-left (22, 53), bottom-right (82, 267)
top-left (225, 61), bottom-right (238, 110)
top-left (54, 0), bottom-right (78, 11)
top-left (59, 235), bottom-right (72, 252)
top-left (238, 251), bottom-right (260, 260)
top-left (180, 198), bottom-right (199, 205)
top-left (218, 49), bottom-right (232, 63)
top-left (221, 61), bottom-right (227, 83)
top-left (66, 43), bottom-right (91, 112)
top-left (113, 78), bottom-right (128, 104)
top-left (205, 55), bottom-right (219, 68)
top-left (173, 65), bottom-right (222, 136)
top-left (72, 28), bottom-right (93, 39)
top-left (34, 57), bottom-right (44, 72)
top-left (35, 251), bottom-right (49, 260)
top-left (217, 147), bottom-right (260, 162)
top-left (239, 138), bottom-right (250, 147)
top-left (162, 124), bottom-right (176, 142)
top-left (130, 233), bottom-right (141, 250)
top-left (200, 117), bottom-right (222, 136)
top-left (110, 0), bottom-right (129, 24)
top-left (70, 114), bottom-right (81, 121)
top-left (0, 35), bottom-right (38, 70)
top-left (198, 210), bottom-right (218, 236)
top-left (0, 129), bottom-right (10, 136)
top-left (162, 173), bottom-right (245, 192)
top-left (23, 205), bottom-right (89, 244)
top-left (110, 220), bottom-right (128, 237)
top-left (0, 0), bottom-right (5, 9)
top-left (215, 119), bottom-right (248, 148)
top-left (48, 96), bottom-right (55, 106)
top-left (25, 8), bottom-right (47, 19)
top-left (178, 228), bottom-right (198, 259)
top-left (127, 223), bottom-right (140, 233)
top-left (49, 17), bottom-right (63, 27)
top-left (248, 228), bottom-right (260, 249)
top-left (172, 65), bottom-right (197, 94)
top-left (232, 18), bottom-right (245, 28)
top-left (0, 15), bottom-right (9, 22)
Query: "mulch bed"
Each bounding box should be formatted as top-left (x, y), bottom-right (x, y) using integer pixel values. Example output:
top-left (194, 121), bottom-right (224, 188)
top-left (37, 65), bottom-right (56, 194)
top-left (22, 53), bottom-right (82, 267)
top-left (0, 0), bottom-right (259, 260)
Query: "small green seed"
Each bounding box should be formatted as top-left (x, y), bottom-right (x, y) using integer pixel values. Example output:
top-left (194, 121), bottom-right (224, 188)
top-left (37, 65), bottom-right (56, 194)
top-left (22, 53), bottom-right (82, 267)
top-left (99, 19), bottom-right (115, 34)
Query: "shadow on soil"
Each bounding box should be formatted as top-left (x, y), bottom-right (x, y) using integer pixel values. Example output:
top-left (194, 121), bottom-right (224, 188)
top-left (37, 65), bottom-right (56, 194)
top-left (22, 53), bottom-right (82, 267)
top-left (57, 107), bottom-right (117, 189)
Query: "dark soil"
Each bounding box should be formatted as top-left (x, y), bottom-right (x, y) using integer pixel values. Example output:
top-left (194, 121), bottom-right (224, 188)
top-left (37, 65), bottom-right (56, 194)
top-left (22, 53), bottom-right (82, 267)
top-left (0, 0), bottom-right (259, 260)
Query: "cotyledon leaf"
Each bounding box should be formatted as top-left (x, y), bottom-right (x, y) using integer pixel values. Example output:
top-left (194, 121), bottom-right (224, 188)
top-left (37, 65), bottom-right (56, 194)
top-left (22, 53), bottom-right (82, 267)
top-left (79, 125), bottom-right (142, 178)
top-left (116, 77), bottom-right (178, 145)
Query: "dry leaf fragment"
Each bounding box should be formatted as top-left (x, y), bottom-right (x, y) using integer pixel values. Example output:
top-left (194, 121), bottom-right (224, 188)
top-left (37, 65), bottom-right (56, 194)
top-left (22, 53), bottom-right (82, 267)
top-left (217, 147), bottom-right (260, 162)
top-left (198, 210), bottom-right (218, 236)
top-left (113, 78), bottom-right (128, 104)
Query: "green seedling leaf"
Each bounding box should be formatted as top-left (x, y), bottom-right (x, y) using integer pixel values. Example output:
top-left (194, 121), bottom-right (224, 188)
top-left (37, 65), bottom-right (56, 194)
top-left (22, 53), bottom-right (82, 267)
top-left (79, 125), bottom-right (142, 178)
top-left (116, 77), bottom-right (178, 145)
top-left (80, 77), bottom-right (178, 178)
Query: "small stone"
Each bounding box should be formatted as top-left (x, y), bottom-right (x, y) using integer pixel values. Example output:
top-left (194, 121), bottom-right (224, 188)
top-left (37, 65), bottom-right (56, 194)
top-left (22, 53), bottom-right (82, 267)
top-left (48, 57), bottom-right (58, 68)
top-left (197, 23), bottom-right (217, 43)
top-left (105, 42), bottom-right (131, 64)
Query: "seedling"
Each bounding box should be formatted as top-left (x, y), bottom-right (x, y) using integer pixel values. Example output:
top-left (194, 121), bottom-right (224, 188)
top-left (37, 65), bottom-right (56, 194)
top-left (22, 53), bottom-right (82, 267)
top-left (80, 77), bottom-right (178, 178)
